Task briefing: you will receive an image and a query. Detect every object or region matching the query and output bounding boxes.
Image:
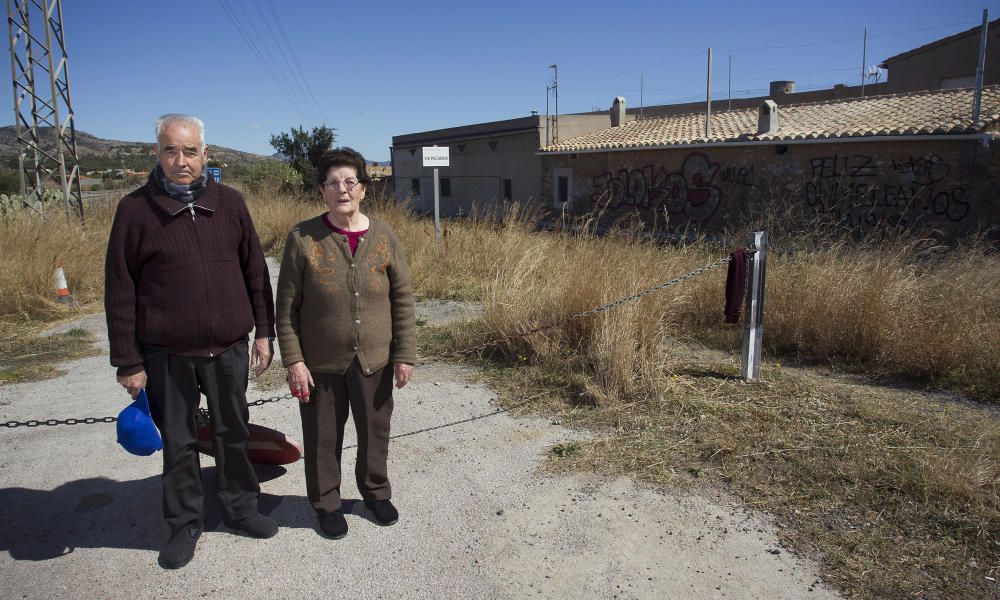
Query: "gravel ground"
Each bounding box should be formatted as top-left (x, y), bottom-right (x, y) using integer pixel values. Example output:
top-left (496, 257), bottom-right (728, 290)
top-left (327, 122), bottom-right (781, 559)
top-left (0, 259), bottom-right (840, 599)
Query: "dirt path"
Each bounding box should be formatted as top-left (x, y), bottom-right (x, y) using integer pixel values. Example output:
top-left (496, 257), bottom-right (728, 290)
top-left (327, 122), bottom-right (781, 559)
top-left (0, 259), bottom-right (840, 599)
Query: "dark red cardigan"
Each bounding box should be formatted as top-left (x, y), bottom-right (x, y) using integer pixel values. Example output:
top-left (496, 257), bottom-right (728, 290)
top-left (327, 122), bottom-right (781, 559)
top-left (104, 174), bottom-right (275, 376)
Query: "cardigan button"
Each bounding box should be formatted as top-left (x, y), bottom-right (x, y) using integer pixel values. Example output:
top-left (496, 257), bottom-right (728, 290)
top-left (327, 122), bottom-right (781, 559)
top-left (354, 292), bottom-right (359, 297)
top-left (354, 319), bottom-right (361, 325)
top-left (359, 237), bottom-right (364, 242)
top-left (350, 263), bottom-right (356, 268)
top-left (365, 368), bottom-right (371, 374)
top-left (353, 345), bottom-right (358, 350)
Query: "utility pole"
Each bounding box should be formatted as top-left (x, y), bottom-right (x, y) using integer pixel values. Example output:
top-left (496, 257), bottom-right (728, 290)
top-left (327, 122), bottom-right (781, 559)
top-left (728, 55), bottom-right (732, 110)
top-left (545, 84), bottom-right (551, 146)
top-left (705, 48), bottom-right (712, 138)
top-left (7, 0), bottom-right (83, 222)
top-left (549, 63), bottom-right (558, 144)
top-left (860, 27), bottom-right (868, 97)
top-left (972, 8), bottom-right (989, 123)
top-left (640, 73), bottom-right (644, 120)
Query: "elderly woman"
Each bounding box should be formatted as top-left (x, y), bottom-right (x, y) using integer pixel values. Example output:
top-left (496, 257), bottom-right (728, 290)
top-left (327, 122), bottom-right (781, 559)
top-left (275, 147), bottom-right (416, 539)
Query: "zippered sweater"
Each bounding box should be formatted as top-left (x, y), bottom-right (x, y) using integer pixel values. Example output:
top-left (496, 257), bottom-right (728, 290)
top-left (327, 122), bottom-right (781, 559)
top-left (104, 174), bottom-right (275, 376)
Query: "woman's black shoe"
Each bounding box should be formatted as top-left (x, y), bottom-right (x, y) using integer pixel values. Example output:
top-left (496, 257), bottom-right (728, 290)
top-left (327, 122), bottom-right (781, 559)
top-left (364, 500), bottom-right (399, 526)
top-left (320, 510), bottom-right (348, 539)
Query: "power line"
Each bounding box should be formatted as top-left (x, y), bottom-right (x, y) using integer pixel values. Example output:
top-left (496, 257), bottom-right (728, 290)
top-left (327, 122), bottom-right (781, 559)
top-left (232, 0), bottom-right (322, 123)
top-left (215, 0), bottom-right (315, 123)
top-left (262, 0), bottom-right (327, 124)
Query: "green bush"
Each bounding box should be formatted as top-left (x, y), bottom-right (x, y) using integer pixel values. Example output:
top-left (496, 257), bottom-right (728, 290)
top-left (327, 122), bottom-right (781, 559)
top-left (242, 160), bottom-right (302, 193)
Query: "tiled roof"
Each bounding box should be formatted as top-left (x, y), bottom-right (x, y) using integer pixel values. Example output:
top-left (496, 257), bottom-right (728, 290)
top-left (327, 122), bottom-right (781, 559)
top-left (541, 86), bottom-right (1000, 153)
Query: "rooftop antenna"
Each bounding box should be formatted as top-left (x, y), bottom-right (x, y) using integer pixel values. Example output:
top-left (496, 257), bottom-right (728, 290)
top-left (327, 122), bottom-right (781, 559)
top-left (549, 63), bottom-right (558, 144)
top-left (972, 8), bottom-right (989, 123)
top-left (860, 27), bottom-right (868, 97)
top-left (6, 0), bottom-right (83, 222)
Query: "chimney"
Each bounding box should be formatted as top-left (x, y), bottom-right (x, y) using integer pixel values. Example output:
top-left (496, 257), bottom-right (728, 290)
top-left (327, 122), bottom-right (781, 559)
top-left (611, 96), bottom-right (626, 127)
top-left (769, 80), bottom-right (796, 96)
top-left (757, 100), bottom-right (779, 135)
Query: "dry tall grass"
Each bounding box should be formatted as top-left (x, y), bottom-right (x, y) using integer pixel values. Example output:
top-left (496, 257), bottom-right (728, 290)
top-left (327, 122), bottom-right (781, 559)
top-left (0, 201), bottom-right (115, 321)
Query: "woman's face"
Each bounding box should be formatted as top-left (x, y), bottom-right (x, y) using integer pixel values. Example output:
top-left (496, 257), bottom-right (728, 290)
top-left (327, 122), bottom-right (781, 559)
top-left (321, 165), bottom-right (366, 219)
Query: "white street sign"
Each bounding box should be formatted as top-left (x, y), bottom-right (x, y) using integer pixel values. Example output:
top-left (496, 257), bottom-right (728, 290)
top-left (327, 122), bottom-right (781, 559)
top-left (422, 146), bottom-right (449, 167)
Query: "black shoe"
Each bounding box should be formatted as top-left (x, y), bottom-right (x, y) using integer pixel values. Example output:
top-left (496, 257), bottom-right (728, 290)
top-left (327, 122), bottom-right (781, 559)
top-left (364, 499), bottom-right (399, 526)
top-left (225, 513), bottom-right (278, 539)
top-left (319, 510), bottom-right (348, 539)
top-left (159, 525), bottom-right (200, 569)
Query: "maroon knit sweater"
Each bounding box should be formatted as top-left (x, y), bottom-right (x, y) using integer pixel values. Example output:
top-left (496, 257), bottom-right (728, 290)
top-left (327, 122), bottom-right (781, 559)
top-left (104, 174), bottom-right (275, 376)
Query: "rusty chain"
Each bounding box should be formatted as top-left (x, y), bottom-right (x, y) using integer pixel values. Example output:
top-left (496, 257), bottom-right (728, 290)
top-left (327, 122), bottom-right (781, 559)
top-left (2, 253), bottom-right (742, 429)
top-left (424, 252), bottom-right (740, 361)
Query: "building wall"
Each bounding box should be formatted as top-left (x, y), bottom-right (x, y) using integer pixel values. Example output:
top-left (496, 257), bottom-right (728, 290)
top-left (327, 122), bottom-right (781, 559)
top-left (391, 114), bottom-right (612, 216)
top-left (392, 129), bottom-right (542, 216)
top-left (541, 138), bottom-right (999, 241)
top-left (883, 25), bottom-right (1000, 93)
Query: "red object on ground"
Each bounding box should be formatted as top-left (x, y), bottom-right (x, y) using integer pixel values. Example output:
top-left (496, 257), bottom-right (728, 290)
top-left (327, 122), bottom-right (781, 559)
top-left (197, 423), bottom-right (303, 465)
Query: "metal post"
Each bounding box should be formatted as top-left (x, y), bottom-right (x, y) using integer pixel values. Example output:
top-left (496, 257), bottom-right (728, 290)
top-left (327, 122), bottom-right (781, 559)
top-left (972, 9), bottom-right (989, 123)
top-left (549, 63), bottom-right (558, 144)
top-left (705, 48), bottom-right (712, 138)
top-left (741, 231), bottom-right (767, 381)
top-left (433, 166), bottom-right (441, 246)
top-left (727, 55), bottom-right (732, 111)
top-left (860, 27), bottom-right (867, 97)
top-left (545, 84), bottom-right (550, 147)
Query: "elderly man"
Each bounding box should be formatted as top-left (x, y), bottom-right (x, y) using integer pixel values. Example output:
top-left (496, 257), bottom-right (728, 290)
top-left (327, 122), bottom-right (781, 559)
top-left (105, 114), bottom-right (278, 569)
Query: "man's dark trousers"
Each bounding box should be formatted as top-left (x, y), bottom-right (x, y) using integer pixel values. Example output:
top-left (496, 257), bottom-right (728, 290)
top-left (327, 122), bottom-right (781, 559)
top-left (145, 341), bottom-right (259, 534)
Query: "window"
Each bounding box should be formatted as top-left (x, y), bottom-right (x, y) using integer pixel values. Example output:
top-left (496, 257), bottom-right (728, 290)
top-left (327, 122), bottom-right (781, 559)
top-left (503, 178), bottom-right (512, 201)
top-left (557, 176), bottom-right (568, 204)
top-left (411, 178), bottom-right (420, 194)
top-left (552, 168), bottom-right (573, 209)
top-left (440, 177), bottom-right (451, 197)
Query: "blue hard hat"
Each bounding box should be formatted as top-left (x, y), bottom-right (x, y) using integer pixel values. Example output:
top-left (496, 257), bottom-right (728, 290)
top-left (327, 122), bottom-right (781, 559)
top-left (116, 389), bottom-right (162, 456)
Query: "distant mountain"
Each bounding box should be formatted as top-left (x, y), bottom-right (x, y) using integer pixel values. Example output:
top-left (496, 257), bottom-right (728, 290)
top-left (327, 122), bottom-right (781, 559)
top-left (0, 126), bottom-right (271, 172)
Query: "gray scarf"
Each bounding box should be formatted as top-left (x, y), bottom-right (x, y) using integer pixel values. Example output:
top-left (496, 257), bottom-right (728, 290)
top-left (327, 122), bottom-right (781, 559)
top-left (153, 165), bottom-right (208, 203)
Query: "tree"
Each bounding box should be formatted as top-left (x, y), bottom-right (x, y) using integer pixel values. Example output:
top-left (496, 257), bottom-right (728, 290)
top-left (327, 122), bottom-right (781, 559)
top-left (268, 125), bottom-right (336, 191)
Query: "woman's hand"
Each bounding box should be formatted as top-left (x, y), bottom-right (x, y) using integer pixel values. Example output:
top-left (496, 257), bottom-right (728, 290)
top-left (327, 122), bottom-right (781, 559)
top-left (393, 362), bottom-right (413, 389)
top-left (286, 361), bottom-right (315, 403)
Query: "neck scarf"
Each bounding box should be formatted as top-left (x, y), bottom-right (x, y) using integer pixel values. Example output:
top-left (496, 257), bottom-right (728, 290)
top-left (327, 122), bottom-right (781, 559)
top-left (153, 165), bottom-right (208, 203)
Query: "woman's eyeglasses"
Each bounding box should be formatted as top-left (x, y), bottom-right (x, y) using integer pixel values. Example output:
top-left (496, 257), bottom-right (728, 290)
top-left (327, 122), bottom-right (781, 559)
top-left (323, 179), bottom-right (359, 190)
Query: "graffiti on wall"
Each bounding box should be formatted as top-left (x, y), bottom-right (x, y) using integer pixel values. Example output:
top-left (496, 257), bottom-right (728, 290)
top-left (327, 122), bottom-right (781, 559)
top-left (803, 153), bottom-right (969, 229)
top-left (590, 153), bottom-right (723, 223)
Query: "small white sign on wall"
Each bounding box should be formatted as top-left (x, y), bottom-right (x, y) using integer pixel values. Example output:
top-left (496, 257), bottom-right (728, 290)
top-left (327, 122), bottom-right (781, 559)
top-left (422, 146), bottom-right (450, 167)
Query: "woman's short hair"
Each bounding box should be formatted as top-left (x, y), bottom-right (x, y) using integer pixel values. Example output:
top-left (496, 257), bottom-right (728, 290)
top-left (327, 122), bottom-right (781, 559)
top-left (316, 147), bottom-right (371, 186)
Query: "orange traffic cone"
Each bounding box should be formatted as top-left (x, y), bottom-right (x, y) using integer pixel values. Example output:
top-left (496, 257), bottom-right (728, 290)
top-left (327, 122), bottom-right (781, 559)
top-left (53, 256), bottom-right (73, 304)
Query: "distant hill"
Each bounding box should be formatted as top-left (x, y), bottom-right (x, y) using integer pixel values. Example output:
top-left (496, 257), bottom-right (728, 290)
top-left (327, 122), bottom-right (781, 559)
top-left (0, 126), bottom-right (270, 173)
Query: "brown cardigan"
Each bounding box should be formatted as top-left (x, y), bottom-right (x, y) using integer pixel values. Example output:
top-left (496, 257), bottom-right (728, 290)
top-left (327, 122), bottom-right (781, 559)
top-left (276, 214), bottom-right (416, 375)
top-left (104, 175), bottom-right (275, 376)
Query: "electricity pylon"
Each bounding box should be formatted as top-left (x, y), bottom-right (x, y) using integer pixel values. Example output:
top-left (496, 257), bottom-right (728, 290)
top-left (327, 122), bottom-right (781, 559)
top-left (7, 0), bottom-right (83, 222)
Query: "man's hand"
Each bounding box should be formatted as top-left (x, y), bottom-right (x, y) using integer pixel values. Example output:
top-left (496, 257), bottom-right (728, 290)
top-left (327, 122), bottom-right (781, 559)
top-left (286, 361), bottom-right (315, 404)
top-left (117, 370), bottom-right (147, 399)
top-left (393, 362), bottom-right (413, 389)
top-left (251, 338), bottom-right (273, 377)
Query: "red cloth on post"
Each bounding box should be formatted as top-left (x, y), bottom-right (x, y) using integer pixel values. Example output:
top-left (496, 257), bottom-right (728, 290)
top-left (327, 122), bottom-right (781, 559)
top-left (724, 249), bottom-right (748, 324)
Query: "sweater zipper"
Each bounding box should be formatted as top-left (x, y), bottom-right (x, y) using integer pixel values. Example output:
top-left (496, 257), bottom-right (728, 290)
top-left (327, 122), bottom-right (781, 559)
top-left (188, 202), bottom-right (215, 355)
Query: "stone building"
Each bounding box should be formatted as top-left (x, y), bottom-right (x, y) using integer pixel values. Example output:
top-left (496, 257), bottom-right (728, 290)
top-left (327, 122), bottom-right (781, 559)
top-left (538, 86), bottom-right (1000, 241)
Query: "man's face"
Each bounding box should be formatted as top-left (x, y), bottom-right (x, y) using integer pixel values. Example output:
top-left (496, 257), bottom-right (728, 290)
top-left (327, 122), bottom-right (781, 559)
top-left (155, 122), bottom-right (206, 185)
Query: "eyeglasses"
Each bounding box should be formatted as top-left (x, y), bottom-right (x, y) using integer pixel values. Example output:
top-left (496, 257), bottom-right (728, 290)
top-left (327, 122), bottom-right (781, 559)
top-left (323, 179), bottom-right (360, 191)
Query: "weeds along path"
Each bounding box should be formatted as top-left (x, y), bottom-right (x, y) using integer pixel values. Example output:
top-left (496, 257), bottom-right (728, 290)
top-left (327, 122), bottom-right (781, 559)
top-left (0, 258), bottom-right (840, 599)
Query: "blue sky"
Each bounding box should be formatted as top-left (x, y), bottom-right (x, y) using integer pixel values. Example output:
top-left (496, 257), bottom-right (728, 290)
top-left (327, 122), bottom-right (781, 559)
top-left (7, 0), bottom-right (992, 161)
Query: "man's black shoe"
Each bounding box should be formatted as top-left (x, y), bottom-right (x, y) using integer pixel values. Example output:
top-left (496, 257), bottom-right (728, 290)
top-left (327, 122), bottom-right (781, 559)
top-left (159, 526), bottom-right (200, 569)
top-left (319, 510), bottom-right (348, 539)
top-left (225, 512), bottom-right (278, 539)
top-left (364, 499), bottom-right (399, 526)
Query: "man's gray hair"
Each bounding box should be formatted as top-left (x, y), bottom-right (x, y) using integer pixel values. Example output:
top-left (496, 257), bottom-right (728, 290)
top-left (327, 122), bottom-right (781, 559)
top-left (155, 114), bottom-right (205, 148)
